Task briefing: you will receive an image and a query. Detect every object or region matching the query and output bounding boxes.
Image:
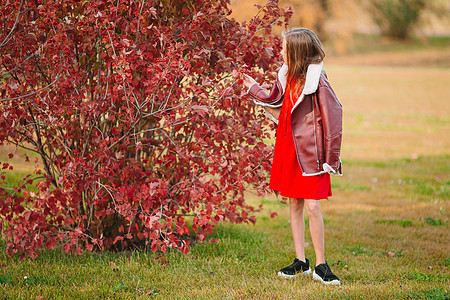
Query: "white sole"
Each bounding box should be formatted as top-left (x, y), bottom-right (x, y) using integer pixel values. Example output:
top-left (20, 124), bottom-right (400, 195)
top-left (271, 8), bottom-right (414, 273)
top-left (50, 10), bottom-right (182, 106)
top-left (312, 271), bottom-right (341, 285)
top-left (278, 267), bottom-right (312, 279)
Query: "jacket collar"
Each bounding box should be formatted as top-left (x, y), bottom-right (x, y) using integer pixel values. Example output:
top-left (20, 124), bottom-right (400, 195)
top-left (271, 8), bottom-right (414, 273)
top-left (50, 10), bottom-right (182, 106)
top-left (278, 62), bottom-right (323, 95)
top-left (278, 63), bottom-right (288, 92)
top-left (284, 62), bottom-right (323, 111)
top-left (303, 62), bottom-right (323, 95)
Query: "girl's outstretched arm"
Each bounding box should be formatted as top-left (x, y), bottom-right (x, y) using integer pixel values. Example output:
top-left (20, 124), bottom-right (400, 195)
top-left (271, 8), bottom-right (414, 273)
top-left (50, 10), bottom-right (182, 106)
top-left (246, 77), bottom-right (284, 107)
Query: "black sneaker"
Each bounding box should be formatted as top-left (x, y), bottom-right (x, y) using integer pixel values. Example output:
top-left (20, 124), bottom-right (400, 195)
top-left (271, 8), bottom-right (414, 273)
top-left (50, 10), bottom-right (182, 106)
top-left (312, 262), bottom-right (341, 285)
top-left (278, 258), bottom-right (312, 279)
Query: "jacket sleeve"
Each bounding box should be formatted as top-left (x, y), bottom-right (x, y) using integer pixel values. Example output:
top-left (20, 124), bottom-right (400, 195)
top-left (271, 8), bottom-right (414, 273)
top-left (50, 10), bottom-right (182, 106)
top-left (247, 78), bottom-right (284, 108)
top-left (317, 78), bottom-right (343, 175)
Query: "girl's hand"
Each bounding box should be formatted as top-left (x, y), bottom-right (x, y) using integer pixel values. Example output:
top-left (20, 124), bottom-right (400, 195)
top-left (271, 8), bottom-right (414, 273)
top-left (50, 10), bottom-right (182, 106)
top-left (242, 73), bottom-right (257, 89)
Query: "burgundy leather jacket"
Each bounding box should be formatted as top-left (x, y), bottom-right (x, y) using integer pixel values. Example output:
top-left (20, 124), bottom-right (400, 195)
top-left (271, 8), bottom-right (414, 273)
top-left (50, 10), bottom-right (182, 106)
top-left (248, 63), bottom-right (343, 176)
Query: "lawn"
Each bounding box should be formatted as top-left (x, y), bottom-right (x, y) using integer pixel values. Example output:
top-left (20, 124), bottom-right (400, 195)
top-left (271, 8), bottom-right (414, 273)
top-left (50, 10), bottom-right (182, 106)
top-left (1, 43), bottom-right (449, 299)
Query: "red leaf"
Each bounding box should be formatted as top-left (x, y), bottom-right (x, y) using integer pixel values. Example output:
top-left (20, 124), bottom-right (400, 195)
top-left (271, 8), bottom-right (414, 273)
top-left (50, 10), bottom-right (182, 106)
top-left (46, 236), bottom-right (58, 250)
top-left (63, 243), bottom-right (71, 253)
top-left (113, 236), bottom-right (124, 245)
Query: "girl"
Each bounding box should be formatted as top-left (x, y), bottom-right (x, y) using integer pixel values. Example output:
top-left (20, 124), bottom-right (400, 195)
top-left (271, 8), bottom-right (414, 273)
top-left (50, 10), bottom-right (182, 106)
top-left (243, 28), bottom-right (342, 285)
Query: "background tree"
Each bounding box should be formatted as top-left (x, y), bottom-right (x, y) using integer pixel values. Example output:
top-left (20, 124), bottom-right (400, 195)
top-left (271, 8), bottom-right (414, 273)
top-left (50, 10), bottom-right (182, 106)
top-left (0, 0), bottom-right (291, 258)
top-left (367, 0), bottom-right (427, 39)
top-left (279, 0), bottom-right (330, 39)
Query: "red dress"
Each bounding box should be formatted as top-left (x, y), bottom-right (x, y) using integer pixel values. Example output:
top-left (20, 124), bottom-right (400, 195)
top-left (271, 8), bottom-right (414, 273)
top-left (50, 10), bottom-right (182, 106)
top-left (269, 79), bottom-right (332, 200)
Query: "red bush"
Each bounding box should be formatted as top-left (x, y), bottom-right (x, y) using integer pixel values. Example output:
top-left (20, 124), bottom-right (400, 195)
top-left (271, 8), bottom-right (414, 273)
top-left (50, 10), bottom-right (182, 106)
top-left (0, 0), bottom-right (291, 258)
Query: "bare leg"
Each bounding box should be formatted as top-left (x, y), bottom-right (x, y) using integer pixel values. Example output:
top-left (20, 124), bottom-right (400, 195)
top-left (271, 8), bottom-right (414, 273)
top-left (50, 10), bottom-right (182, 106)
top-left (305, 199), bottom-right (325, 265)
top-left (289, 198), bottom-right (306, 262)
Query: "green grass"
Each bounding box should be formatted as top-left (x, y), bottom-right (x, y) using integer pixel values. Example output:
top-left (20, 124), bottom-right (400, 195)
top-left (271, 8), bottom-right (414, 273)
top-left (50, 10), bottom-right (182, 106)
top-left (424, 217), bottom-right (446, 226)
top-left (375, 219), bottom-right (413, 226)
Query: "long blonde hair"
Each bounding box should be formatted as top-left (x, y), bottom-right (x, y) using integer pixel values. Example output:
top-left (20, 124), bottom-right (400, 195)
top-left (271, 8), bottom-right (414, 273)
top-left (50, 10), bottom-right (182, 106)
top-left (283, 28), bottom-right (325, 82)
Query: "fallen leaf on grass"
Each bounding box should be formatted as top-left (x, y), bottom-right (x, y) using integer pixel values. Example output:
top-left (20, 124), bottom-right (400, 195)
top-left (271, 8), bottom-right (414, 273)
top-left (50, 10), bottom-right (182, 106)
top-left (147, 289), bottom-right (159, 296)
top-left (154, 255), bottom-right (169, 265)
top-left (387, 252), bottom-right (396, 257)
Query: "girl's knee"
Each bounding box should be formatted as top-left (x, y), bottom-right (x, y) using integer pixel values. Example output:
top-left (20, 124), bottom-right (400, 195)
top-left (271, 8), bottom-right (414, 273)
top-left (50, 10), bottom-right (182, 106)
top-left (304, 200), bottom-right (321, 217)
top-left (289, 198), bottom-right (304, 210)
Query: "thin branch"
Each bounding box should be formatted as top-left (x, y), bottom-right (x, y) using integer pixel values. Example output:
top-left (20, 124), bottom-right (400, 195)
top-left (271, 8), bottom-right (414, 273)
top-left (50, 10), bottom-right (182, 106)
top-left (130, 118), bottom-right (192, 137)
top-left (135, 0), bottom-right (146, 45)
top-left (237, 16), bottom-right (282, 49)
top-left (27, 106), bottom-right (57, 187)
top-left (0, 0), bottom-right (24, 47)
top-left (5, 139), bottom-right (39, 155)
top-left (0, 74), bottom-right (61, 102)
top-left (96, 181), bottom-right (118, 211)
top-left (0, 39), bottom-right (48, 78)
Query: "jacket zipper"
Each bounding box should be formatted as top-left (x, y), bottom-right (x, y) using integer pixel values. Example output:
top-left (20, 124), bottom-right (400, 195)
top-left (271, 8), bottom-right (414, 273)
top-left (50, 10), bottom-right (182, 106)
top-left (311, 96), bottom-right (320, 170)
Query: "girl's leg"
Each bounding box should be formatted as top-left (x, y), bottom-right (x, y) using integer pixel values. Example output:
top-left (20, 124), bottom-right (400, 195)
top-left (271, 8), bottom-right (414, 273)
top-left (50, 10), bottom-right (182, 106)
top-left (289, 198), bottom-right (306, 261)
top-left (304, 199), bottom-right (325, 265)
